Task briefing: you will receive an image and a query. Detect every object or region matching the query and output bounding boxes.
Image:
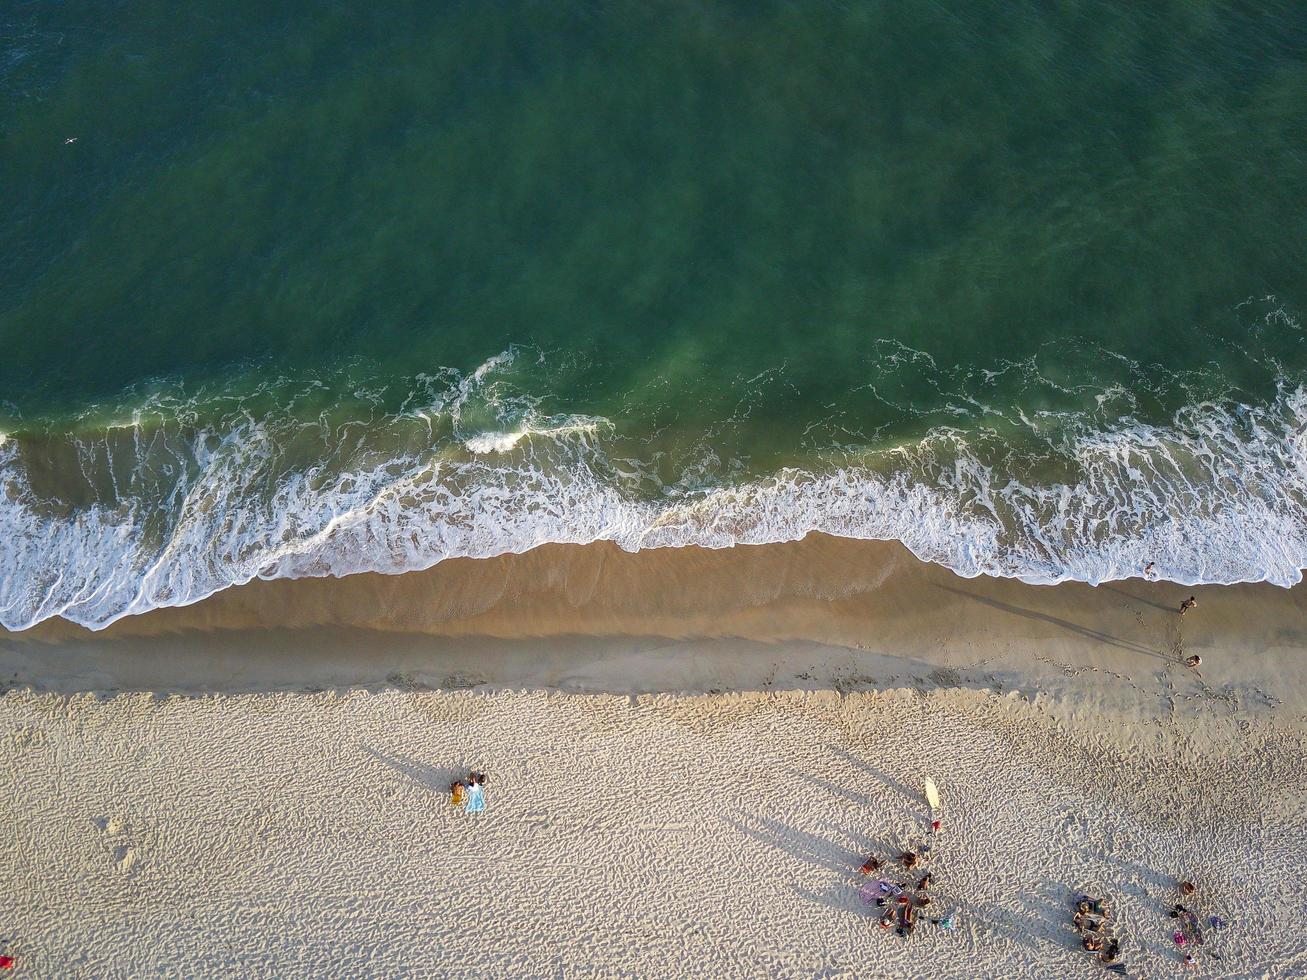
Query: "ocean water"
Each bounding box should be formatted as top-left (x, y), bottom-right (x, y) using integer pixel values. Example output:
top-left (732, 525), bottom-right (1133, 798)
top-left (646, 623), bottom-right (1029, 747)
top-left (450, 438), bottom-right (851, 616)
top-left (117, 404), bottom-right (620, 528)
top-left (4, 1), bottom-right (1307, 630)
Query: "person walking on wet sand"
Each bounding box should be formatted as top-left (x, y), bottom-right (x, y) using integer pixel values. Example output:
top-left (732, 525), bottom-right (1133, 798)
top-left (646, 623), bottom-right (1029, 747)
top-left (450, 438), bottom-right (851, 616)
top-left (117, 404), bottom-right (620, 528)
top-left (1179, 596), bottom-right (1197, 615)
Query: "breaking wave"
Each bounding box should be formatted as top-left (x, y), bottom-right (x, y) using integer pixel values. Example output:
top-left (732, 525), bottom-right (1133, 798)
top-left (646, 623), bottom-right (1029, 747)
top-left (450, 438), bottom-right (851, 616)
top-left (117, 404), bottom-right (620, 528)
top-left (2, 346), bottom-right (1307, 632)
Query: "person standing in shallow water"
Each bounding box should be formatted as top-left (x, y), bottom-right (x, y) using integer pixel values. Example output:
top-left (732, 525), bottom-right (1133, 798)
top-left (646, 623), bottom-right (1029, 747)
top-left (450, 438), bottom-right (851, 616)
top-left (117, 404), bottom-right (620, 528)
top-left (1179, 596), bottom-right (1197, 615)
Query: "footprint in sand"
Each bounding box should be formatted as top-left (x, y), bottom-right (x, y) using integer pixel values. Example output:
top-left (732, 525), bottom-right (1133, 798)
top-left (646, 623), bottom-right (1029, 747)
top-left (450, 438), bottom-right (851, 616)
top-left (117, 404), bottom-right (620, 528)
top-left (94, 816), bottom-right (139, 872)
top-left (113, 844), bottom-right (138, 873)
top-left (92, 815), bottom-right (126, 835)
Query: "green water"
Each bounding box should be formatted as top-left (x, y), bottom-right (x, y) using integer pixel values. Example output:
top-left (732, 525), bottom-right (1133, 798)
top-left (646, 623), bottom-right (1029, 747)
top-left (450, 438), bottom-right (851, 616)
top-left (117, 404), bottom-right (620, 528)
top-left (3, 1), bottom-right (1307, 628)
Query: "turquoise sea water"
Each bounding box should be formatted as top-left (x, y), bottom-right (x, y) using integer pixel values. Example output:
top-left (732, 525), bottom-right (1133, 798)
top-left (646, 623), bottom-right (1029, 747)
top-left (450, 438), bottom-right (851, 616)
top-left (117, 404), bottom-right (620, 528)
top-left (4, 2), bottom-right (1307, 629)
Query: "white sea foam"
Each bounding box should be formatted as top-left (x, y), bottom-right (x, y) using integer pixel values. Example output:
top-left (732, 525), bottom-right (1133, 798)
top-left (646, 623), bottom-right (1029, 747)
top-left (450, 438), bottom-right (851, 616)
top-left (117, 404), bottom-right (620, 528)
top-left (464, 431), bottom-right (528, 454)
top-left (464, 421), bottom-right (604, 455)
top-left (2, 353), bottom-right (1307, 632)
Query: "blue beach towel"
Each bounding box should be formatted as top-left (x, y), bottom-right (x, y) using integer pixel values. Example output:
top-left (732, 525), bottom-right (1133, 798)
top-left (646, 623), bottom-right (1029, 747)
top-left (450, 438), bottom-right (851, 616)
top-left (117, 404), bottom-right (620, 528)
top-left (465, 784), bottom-right (486, 814)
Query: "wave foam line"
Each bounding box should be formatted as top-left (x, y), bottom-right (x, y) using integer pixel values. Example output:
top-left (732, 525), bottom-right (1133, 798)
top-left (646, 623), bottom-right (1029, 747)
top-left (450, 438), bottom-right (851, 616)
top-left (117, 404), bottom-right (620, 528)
top-left (1, 368), bottom-right (1306, 632)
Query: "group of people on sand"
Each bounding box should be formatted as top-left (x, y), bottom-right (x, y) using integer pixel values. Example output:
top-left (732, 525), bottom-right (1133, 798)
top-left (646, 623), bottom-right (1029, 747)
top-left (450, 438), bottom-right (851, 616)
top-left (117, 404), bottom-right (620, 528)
top-left (1070, 880), bottom-right (1227, 970)
top-left (858, 821), bottom-right (953, 939)
top-left (1071, 894), bottom-right (1124, 971)
top-left (449, 771), bottom-right (488, 813)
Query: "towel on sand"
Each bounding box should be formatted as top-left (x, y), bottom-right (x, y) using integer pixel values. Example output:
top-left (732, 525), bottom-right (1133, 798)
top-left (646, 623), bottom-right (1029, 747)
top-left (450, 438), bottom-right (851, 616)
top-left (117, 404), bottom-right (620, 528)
top-left (465, 784), bottom-right (486, 814)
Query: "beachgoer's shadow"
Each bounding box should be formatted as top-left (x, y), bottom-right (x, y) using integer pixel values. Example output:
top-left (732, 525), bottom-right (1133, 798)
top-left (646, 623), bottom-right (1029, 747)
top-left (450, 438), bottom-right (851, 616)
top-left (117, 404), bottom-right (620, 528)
top-left (1040, 882), bottom-right (1096, 950)
top-left (360, 744), bottom-right (460, 794)
top-left (935, 584), bottom-right (1168, 661)
top-left (970, 880), bottom-right (1080, 960)
top-left (796, 770), bottom-right (876, 810)
top-left (724, 812), bottom-right (870, 878)
top-left (1101, 585), bottom-right (1175, 614)
top-left (825, 745), bottom-right (927, 825)
top-left (724, 812), bottom-right (893, 913)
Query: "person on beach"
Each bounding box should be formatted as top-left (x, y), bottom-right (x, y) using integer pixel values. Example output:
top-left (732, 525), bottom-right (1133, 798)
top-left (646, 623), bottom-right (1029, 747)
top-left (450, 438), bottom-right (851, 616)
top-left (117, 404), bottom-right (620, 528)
top-left (1083, 935), bottom-right (1104, 953)
top-left (1185, 655), bottom-right (1202, 668)
top-left (465, 780), bottom-right (486, 813)
top-left (916, 873), bottom-right (932, 891)
top-left (1179, 596), bottom-right (1197, 615)
top-left (901, 850), bottom-right (919, 869)
top-left (1169, 905), bottom-right (1204, 945)
top-left (461, 772), bottom-right (487, 813)
top-left (859, 855), bottom-right (882, 874)
top-left (1144, 561), bottom-right (1156, 578)
top-left (1078, 895), bottom-right (1107, 917)
top-left (1179, 881), bottom-right (1196, 897)
top-left (450, 780), bottom-right (466, 807)
top-left (897, 903), bottom-right (916, 937)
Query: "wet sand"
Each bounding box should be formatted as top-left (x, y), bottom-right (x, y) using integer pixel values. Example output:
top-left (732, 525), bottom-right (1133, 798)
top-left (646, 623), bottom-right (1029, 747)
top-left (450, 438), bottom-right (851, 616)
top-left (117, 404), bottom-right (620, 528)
top-left (8, 536), bottom-right (1307, 719)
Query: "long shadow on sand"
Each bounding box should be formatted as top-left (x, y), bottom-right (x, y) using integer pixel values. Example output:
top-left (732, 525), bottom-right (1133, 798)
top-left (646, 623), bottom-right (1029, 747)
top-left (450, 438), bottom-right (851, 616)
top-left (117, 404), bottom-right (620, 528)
top-left (360, 744), bottom-right (460, 794)
top-left (973, 880), bottom-right (1104, 965)
top-left (724, 812), bottom-right (885, 913)
top-left (1100, 585), bottom-right (1177, 614)
top-left (936, 585), bottom-right (1169, 662)
top-left (824, 746), bottom-right (926, 810)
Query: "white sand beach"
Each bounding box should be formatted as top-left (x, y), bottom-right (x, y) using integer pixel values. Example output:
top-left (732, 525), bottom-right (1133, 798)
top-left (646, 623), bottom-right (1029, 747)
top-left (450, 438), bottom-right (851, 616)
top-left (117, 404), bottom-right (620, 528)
top-left (3, 538), bottom-right (1307, 977)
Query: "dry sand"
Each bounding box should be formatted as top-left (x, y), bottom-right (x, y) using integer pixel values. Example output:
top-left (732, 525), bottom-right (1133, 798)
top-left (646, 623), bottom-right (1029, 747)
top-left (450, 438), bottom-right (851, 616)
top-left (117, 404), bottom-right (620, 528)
top-left (3, 537), bottom-right (1307, 977)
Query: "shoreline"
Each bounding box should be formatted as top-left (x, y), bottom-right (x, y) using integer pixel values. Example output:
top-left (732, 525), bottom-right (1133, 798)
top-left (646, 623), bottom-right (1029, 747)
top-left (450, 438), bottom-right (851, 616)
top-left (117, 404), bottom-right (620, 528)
top-left (5, 536), bottom-right (1307, 975)
top-left (23, 532), bottom-right (1305, 643)
top-left (6, 535), bottom-right (1307, 724)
